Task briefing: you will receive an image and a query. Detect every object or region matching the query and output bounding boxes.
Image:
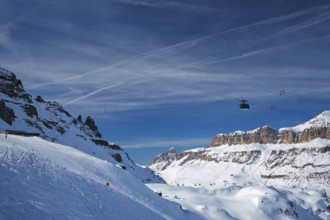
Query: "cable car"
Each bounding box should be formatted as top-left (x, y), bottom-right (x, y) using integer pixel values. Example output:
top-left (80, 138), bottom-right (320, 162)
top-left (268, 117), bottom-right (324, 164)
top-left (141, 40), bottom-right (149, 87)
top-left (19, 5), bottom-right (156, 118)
top-left (239, 99), bottom-right (250, 110)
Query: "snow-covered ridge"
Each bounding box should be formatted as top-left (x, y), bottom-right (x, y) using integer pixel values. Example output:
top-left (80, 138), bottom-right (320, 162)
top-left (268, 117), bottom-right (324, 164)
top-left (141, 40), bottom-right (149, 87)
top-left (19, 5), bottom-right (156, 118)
top-left (282, 110), bottom-right (330, 132)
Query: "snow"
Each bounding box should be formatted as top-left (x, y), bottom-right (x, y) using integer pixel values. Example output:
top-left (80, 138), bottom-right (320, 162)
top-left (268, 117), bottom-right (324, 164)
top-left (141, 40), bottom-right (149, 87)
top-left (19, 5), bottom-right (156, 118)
top-left (0, 134), bottom-right (199, 219)
top-left (147, 183), bottom-right (330, 220)
top-left (150, 138), bottom-right (330, 219)
top-left (281, 110), bottom-right (330, 132)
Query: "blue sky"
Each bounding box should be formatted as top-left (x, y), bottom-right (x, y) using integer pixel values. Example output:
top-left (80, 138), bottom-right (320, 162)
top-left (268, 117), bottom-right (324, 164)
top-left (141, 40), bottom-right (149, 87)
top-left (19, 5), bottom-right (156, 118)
top-left (1, 0), bottom-right (330, 165)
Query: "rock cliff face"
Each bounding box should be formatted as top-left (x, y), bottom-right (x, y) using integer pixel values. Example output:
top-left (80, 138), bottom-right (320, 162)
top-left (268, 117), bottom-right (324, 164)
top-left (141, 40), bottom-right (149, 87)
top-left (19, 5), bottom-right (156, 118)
top-left (211, 112), bottom-right (330, 146)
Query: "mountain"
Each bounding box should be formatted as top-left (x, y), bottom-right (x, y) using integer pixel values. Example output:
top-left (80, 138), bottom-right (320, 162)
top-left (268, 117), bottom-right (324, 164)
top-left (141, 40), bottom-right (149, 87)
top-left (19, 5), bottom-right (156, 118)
top-left (149, 112), bottom-right (330, 219)
top-left (0, 66), bottom-right (163, 183)
top-left (0, 67), bottom-right (204, 219)
top-left (211, 111), bottom-right (330, 146)
top-left (150, 111), bottom-right (330, 188)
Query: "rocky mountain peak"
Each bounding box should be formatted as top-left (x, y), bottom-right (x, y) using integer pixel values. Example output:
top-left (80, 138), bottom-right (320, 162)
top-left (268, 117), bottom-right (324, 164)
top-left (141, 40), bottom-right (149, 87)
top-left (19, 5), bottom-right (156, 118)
top-left (150, 147), bottom-right (178, 169)
top-left (0, 67), bottom-right (103, 141)
top-left (0, 67), bottom-right (32, 102)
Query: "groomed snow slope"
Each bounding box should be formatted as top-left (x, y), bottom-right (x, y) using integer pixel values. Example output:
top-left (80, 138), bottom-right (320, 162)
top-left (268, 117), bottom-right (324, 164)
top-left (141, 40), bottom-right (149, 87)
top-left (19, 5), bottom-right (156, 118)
top-left (0, 134), bottom-right (199, 220)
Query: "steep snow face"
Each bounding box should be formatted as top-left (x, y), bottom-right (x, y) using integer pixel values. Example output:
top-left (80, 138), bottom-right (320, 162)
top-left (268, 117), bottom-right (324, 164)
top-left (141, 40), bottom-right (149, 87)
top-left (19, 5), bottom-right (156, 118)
top-left (150, 139), bottom-right (330, 188)
top-left (0, 134), bottom-right (198, 220)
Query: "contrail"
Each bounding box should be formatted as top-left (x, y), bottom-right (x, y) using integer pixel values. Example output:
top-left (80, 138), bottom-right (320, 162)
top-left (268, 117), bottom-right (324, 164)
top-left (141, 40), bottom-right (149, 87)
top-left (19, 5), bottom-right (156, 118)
top-left (30, 3), bottom-right (330, 89)
top-left (53, 4), bottom-right (330, 106)
top-left (62, 67), bottom-right (159, 107)
top-left (112, 0), bottom-right (222, 12)
top-left (151, 3), bottom-right (330, 55)
top-left (199, 34), bottom-right (330, 65)
top-left (192, 12), bottom-right (330, 66)
top-left (63, 82), bottom-right (123, 107)
top-left (29, 54), bottom-right (148, 89)
top-left (0, 4), bottom-right (43, 48)
top-left (63, 11), bottom-right (330, 107)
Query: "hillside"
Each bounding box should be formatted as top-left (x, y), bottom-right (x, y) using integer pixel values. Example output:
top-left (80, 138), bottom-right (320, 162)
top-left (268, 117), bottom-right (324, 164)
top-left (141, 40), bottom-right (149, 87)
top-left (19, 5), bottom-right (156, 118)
top-left (0, 134), bottom-right (199, 219)
top-left (0, 67), bottom-right (162, 183)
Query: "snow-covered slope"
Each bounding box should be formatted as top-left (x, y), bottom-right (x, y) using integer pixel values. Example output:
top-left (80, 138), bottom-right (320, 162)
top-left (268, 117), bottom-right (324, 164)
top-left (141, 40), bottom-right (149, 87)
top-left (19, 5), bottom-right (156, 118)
top-left (147, 183), bottom-right (330, 220)
top-left (0, 67), bottom-right (162, 183)
top-left (0, 134), bottom-right (199, 219)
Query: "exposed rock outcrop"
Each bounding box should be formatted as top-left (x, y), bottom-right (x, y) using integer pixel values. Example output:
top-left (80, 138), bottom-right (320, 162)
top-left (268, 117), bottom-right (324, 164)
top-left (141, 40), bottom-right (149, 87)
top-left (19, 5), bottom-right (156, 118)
top-left (111, 153), bottom-right (123, 163)
top-left (0, 100), bottom-right (16, 125)
top-left (0, 67), bottom-right (32, 102)
top-left (85, 116), bottom-right (102, 138)
top-left (22, 104), bottom-right (38, 118)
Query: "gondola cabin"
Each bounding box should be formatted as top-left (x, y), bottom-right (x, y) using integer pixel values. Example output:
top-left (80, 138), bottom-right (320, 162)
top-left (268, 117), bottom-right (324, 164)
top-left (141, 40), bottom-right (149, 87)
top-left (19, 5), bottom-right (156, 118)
top-left (239, 99), bottom-right (250, 110)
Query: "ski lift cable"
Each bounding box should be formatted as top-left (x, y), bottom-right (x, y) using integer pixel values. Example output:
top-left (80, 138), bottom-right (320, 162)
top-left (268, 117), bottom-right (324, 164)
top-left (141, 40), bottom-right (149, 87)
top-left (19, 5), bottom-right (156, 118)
top-left (2, 13), bottom-right (329, 109)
